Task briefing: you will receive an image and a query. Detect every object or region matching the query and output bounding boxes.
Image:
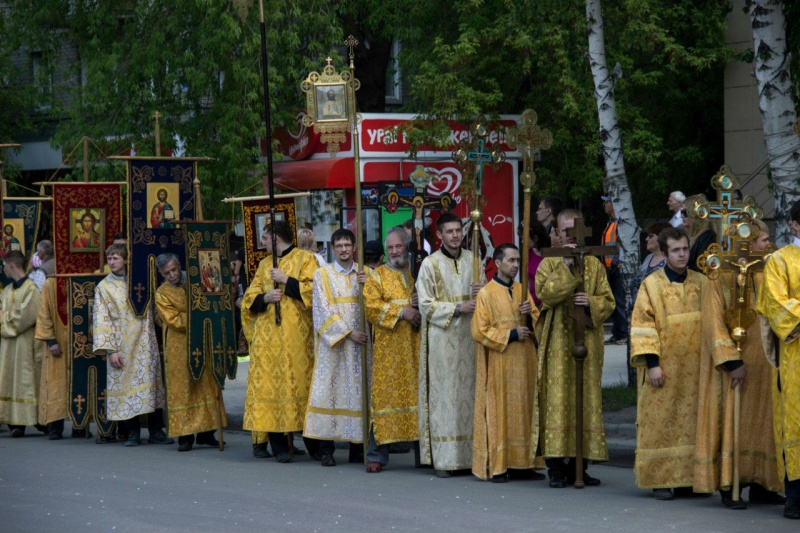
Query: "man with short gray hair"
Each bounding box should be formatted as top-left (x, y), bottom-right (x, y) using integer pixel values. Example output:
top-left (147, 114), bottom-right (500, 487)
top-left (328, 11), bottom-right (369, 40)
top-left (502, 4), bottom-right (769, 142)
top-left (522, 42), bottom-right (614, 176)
top-left (155, 253), bottom-right (225, 452)
top-left (667, 191), bottom-right (686, 228)
top-left (29, 240), bottom-right (54, 291)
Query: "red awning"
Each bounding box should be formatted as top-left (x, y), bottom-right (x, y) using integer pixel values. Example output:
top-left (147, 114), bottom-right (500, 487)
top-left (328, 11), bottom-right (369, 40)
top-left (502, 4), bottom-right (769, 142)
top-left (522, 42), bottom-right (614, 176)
top-left (273, 157), bottom-right (355, 191)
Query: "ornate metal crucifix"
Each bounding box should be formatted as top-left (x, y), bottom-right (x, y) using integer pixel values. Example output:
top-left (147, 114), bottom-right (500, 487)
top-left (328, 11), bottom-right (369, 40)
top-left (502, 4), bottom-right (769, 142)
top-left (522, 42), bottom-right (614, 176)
top-left (452, 121), bottom-right (506, 282)
top-left (507, 109), bottom-right (552, 310)
top-left (691, 166), bottom-right (763, 251)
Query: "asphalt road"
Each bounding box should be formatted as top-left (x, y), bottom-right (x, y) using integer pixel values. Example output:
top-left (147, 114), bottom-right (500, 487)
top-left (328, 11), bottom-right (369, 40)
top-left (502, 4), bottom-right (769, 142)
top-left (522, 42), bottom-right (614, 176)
top-left (0, 425), bottom-right (792, 533)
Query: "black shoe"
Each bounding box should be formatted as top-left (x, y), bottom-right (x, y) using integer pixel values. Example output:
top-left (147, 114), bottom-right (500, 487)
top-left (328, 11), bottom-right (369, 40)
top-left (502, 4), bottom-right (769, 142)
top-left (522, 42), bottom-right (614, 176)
top-left (653, 488), bottom-right (674, 501)
top-left (196, 433), bottom-right (222, 447)
top-left (291, 445), bottom-right (306, 456)
top-left (124, 427), bottom-right (141, 447)
top-left (490, 473), bottom-right (509, 483)
top-left (784, 498), bottom-right (800, 519)
top-left (720, 489), bottom-right (747, 509)
top-left (548, 468), bottom-right (567, 488)
top-left (178, 436), bottom-right (194, 452)
top-left (147, 430), bottom-right (175, 445)
top-left (71, 428), bottom-right (91, 439)
top-left (10, 428), bottom-right (25, 438)
top-left (252, 443), bottom-right (272, 458)
top-left (47, 432), bottom-right (63, 441)
top-left (320, 453), bottom-right (336, 467)
top-left (34, 424), bottom-right (48, 434)
top-left (349, 453), bottom-right (364, 464)
top-left (275, 451), bottom-right (293, 463)
top-left (749, 485), bottom-right (786, 505)
top-left (95, 435), bottom-right (116, 444)
top-left (435, 469), bottom-right (453, 479)
top-left (508, 469), bottom-right (546, 481)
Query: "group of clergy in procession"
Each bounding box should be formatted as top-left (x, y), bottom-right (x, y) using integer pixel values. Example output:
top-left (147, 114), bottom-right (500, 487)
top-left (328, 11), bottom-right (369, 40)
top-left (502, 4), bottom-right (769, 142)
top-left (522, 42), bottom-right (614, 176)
top-left (2, 193), bottom-right (800, 521)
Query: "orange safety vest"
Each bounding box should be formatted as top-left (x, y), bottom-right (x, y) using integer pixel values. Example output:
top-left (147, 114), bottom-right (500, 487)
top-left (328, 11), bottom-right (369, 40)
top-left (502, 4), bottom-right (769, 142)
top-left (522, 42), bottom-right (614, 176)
top-left (602, 219), bottom-right (618, 268)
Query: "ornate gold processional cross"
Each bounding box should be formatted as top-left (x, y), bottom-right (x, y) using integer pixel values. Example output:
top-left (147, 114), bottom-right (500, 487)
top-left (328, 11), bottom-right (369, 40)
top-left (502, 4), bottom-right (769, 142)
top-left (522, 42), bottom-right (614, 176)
top-left (452, 121), bottom-right (506, 283)
top-left (507, 109), bottom-right (552, 310)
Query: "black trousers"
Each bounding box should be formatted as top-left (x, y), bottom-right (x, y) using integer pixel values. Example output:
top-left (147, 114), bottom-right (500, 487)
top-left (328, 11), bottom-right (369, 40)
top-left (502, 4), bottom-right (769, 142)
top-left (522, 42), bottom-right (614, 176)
top-left (126, 408), bottom-right (166, 434)
top-left (267, 432), bottom-right (334, 457)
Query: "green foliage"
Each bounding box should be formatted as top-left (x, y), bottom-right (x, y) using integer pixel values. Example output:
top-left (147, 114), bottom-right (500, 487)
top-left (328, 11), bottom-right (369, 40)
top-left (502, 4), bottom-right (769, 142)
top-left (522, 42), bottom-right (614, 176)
top-left (602, 382), bottom-right (638, 411)
top-left (3, 0), bottom-right (342, 216)
top-left (393, 0), bottom-right (732, 215)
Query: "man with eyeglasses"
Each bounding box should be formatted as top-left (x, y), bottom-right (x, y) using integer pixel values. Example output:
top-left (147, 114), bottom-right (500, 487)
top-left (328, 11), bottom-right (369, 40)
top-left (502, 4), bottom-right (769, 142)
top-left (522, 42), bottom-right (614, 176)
top-left (304, 229), bottom-right (369, 467)
top-left (536, 196), bottom-right (563, 236)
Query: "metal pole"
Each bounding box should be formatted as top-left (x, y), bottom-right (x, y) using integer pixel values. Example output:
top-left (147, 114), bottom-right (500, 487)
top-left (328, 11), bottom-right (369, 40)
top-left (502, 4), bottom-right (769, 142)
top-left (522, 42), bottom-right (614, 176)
top-left (258, 0), bottom-right (280, 324)
top-left (347, 36), bottom-right (369, 465)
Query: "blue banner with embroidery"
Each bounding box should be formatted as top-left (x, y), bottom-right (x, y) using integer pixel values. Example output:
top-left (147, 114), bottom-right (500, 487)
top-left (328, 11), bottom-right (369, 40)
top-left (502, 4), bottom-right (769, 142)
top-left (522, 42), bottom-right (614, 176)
top-left (0, 198), bottom-right (45, 287)
top-left (184, 221), bottom-right (237, 388)
top-left (67, 274), bottom-right (115, 438)
top-left (126, 158), bottom-right (197, 316)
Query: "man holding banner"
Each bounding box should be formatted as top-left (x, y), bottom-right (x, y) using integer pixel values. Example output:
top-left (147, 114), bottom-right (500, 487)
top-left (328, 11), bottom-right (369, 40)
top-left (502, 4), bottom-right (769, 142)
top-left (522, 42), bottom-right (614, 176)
top-left (155, 253), bottom-right (225, 452)
top-left (242, 220), bottom-right (321, 463)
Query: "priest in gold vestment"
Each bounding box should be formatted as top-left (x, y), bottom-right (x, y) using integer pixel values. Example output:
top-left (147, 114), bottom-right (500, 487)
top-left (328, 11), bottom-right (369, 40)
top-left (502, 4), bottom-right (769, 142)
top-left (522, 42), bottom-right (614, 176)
top-left (472, 244), bottom-right (540, 483)
top-left (304, 229), bottom-right (367, 467)
top-left (757, 199), bottom-right (800, 520)
top-left (417, 213), bottom-right (483, 477)
top-left (93, 244), bottom-right (170, 447)
top-left (155, 253), bottom-right (225, 452)
top-left (694, 222), bottom-right (784, 509)
top-left (242, 221), bottom-right (325, 463)
top-left (0, 251), bottom-right (42, 437)
top-left (535, 210), bottom-right (614, 487)
top-left (363, 228), bottom-right (421, 473)
top-left (630, 226), bottom-right (706, 500)
top-left (35, 276), bottom-right (71, 439)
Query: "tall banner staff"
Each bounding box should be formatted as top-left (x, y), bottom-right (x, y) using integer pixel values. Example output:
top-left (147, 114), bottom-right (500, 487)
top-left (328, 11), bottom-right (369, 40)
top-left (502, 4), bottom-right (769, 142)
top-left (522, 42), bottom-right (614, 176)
top-left (300, 37), bottom-right (368, 460)
top-left (257, 0), bottom-right (280, 325)
top-left (507, 109), bottom-right (552, 314)
top-left (697, 216), bottom-right (772, 504)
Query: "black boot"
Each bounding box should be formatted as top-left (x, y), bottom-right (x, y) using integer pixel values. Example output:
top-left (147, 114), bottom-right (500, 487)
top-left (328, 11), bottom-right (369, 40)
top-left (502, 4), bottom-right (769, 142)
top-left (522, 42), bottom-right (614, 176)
top-left (720, 489), bottom-right (747, 510)
top-left (196, 430), bottom-right (222, 447)
top-left (178, 435), bottom-right (194, 452)
top-left (124, 418), bottom-right (141, 447)
top-left (252, 442), bottom-right (272, 458)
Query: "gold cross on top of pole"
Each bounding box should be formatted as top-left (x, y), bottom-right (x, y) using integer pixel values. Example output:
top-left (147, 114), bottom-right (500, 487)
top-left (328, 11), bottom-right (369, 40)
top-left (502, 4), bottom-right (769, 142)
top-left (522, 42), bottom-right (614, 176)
top-left (507, 109), bottom-right (553, 192)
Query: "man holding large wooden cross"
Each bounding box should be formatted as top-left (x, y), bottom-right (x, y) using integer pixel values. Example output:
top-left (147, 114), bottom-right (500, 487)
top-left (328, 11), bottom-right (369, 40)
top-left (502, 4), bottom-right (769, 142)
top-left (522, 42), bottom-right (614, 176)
top-left (536, 209), bottom-right (615, 488)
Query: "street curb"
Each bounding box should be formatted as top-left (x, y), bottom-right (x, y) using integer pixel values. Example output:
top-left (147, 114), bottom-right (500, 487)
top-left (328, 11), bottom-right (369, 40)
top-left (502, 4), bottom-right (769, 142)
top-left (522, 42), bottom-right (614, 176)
top-left (605, 422), bottom-right (636, 440)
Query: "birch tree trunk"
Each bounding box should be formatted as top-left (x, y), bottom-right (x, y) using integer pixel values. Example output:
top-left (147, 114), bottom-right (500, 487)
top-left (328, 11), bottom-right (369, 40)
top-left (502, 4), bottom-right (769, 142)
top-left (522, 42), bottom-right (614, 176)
top-left (748, 0), bottom-right (800, 246)
top-left (586, 0), bottom-right (639, 386)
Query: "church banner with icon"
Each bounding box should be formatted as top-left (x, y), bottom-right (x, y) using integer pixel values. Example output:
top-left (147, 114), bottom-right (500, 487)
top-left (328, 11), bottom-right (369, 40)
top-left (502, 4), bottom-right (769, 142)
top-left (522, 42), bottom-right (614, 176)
top-left (127, 158), bottom-right (197, 316)
top-left (68, 274), bottom-right (115, 437)
top-left (241, 197), bottom-right (297, 284)
top-left (0, 197), bottom-right (48, 287)
top-left (184, 221), bottom-right (237, 388)
top-left (52, 182), bottom-right (124, 274)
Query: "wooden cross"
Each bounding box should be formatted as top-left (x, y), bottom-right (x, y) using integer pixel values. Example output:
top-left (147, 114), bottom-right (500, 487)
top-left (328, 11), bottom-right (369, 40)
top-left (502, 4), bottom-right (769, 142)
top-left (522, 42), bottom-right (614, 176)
top-left (692, 166), bottom-right (763, 251)
top-left (542, 215), bottom-right (617, 489)
top-left (507, 109), bottom-right (552, 307)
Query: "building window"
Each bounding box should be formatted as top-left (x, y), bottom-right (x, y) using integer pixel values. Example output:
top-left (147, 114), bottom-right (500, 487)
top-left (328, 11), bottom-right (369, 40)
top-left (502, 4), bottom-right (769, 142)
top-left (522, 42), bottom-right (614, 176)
top-left (385, 40), bottom-right (401, 105)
